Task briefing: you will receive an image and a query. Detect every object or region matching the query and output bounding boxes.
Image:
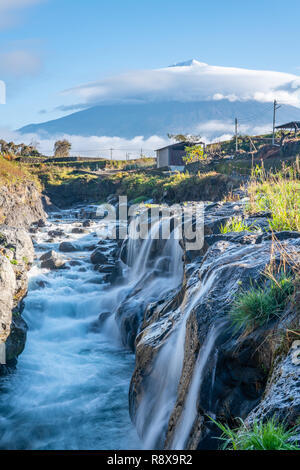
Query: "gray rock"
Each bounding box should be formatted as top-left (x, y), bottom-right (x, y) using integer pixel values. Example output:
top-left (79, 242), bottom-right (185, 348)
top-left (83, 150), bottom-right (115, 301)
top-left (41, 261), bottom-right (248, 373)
top-left (71, 227), bottom-right (87, 234)
top-left (0, 255), bottom-right (16, 344)
top-left (246, 346), bottom-right (300, 428)
top-left (0, 226), bottom-right (34, 265)
top-left (129, 235), bottom-right (300, 450)
top-left (37, 219), bottom-right (46, 228)
top-left (0, 182), bottom-right (46, 228)
top-left (263, 231), bottom-right (300, 241)
top-left (69, 260), bottom-right (82, 267)
top-left (48, 229), bottom-right (64, 238)
top-left (90, 311), bottom-right (111, 332)
top-left (40, 251), bottom-right (65, 270)
top-left (59, 242), bottom-right (77, 252)
top-left (39, 250), bottom-right (56, 262)
top-left (90, 248), bottom-right (109, 265)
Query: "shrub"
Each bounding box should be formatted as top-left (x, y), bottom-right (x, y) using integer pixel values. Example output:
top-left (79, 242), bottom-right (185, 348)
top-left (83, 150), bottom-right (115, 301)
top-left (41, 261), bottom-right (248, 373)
top-left (212, 417), bottom-right (300, 450)
top-left (229, 272), bottom-right (294, 332)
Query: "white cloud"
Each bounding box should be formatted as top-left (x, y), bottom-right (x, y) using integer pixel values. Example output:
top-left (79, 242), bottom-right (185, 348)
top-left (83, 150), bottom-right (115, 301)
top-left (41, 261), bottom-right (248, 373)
top-left (0, 128), bottom-right (170, 159)
top-left (62, 60), bottom-right (300, 109)
top-left (0, 0), bottom-right (44, 29)
top-left (0, 118), bottom-right (274, 158)
top-left (0, 50), bottom-right (42, 77)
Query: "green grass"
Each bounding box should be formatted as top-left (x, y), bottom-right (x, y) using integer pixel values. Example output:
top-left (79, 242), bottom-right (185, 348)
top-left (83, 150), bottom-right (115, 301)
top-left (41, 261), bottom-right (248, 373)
top-left (0, 156), bottom-right (41, 188)
top-left (115, 170), bottom-right (235, 203)
top-left (211, 417), bottom-right (299, 450)
top-left (220, 217), bottom-right (259, 234)
top-left (246, 161), bottom-right (300, 232)
top-left (229, 273), bottom-right (294, 332)
top-left (131, 195), bottom-right (149, 204)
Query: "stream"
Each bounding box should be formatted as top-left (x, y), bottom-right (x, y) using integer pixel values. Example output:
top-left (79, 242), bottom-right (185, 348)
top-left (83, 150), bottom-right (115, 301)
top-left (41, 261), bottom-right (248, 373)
top-left (0, 209), bottom-right (141, 450)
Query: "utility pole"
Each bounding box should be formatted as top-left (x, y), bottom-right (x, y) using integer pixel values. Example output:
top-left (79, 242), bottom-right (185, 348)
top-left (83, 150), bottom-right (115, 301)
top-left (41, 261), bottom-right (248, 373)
top-left (110, 148), bottom-right (113, 160)
top-left (235, 118), bottom-right (238, 153)
top-left (272, 100), bottom-right (281, 145)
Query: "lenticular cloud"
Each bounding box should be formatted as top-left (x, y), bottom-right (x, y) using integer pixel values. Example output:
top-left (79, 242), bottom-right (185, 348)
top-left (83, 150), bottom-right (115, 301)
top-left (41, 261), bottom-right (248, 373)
top-left (63, 60), bottom-right (300, 108)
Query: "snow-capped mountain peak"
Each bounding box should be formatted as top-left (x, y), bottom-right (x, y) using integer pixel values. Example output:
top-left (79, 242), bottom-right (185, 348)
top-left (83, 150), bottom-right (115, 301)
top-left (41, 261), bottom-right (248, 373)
top-left (169, 59), bottom-right (207, 68)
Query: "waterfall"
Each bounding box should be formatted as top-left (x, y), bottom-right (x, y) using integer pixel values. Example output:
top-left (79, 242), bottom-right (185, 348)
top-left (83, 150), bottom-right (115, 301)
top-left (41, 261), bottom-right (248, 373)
top-left (135, 270), bottom-right (218, 449)
top-left (171, 321), bottom-right (226, 450)
top-left (121, 215), bottom-right (183, 310)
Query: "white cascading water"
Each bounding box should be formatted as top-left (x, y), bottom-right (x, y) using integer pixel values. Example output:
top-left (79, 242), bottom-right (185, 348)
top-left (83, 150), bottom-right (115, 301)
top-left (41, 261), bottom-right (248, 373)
top-left (136, 271), bottom-right (218, 449)
top-left (171, 321), bottom-right (226, 450)
top-left (0, 207), bottom-right (183, 450)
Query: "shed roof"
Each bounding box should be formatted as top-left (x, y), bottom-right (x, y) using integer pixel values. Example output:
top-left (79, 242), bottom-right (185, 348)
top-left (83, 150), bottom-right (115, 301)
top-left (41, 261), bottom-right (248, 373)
top-left (155, 141), bottom-right (204, 151)
top-left (275, 121), bottom-right (300, 129)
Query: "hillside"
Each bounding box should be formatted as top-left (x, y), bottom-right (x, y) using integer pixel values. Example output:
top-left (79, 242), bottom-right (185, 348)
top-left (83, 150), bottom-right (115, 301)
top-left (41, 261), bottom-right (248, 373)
top-left (19, 100), bottom-right (300, 139)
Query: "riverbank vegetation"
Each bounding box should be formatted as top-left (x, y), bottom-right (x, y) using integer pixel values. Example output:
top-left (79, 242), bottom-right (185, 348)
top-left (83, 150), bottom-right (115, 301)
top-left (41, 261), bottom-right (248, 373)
top-left (214, 418), bottom-right (299, 450)
top-left (229, 272), bottom-right (295, 333)
top-left (220, 217), bottom-right (259, 234)
top-left (0, 156), bottom-right (41, 188)
top-left (246, 160), bottom-right (300, 232)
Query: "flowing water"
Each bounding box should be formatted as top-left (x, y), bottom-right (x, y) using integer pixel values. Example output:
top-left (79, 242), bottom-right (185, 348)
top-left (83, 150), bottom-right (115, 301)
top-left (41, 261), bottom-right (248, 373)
top-left (0, 210), bottom-right (141, 450)
top-left (171, 321), bottom-right (225, 449)
top-left (0, 208), bottom-right (184, 450)
top-left (136, 271), bottom-right (218, 449)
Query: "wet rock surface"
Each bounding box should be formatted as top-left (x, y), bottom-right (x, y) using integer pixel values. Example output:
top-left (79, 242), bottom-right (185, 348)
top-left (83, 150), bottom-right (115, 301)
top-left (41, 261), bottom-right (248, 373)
top-left (0, 225), bottom-right (36, 373)
top-left (126, 201), bottom-right (300, 450)
top-left (59, 241), bottom-right (78, 252)
top-left (40, 250), bottom-right (66, 270)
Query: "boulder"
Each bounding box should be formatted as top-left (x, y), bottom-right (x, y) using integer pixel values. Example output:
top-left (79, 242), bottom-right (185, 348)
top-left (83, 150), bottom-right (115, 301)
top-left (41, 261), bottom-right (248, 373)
top-left (40, 251), bottom-right (66, 270)
top-left (59, 242), bottom-right (77, 252)
top-left (37, 219), bottom-right (46, 228)
top-left (69, 260), bottom-right (82, 267)
top-left (48, 229), bottom-right (64, 238)
top-left (39, 250), bottom-right (56, 262)
top-left (71, 227), bottom-right (87, 234)
top-left (90, 248), bottom-right (109, 265)
top-left (4, 313), bottom-right (27, 365)
top-left (246, 346), bottom-right (300, 429)
top-left (90, 311), bottom-right (111, 332)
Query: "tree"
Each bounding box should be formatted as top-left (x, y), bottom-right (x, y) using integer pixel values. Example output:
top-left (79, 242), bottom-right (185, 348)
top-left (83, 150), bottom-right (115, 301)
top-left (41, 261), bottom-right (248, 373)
top-left (54, 139), bottom-right (72, 157)
top-left (182, 144), bottom-right (207, 164)
top-left (19, 144), bottom-right (40, 157)
top-left (167, 133), bottom-right (202, 143)
top-left (0, 139), bottom-right (41, 158)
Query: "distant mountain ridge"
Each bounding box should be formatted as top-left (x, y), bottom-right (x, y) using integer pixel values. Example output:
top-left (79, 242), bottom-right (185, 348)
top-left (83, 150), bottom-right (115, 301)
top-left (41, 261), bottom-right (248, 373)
top-left (19, 99), bottom-right (300, 139)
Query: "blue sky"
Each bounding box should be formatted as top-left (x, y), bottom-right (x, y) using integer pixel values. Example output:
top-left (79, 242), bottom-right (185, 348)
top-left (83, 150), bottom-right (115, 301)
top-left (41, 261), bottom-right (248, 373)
top-left (1, 0), bottom-right (300, 130)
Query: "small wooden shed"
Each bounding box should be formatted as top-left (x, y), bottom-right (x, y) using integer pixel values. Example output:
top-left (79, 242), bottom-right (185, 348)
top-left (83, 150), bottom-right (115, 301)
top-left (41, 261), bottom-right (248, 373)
top-left (275, 121), bottom-right (300, 136)
top-left (156, 141), bottom-right (204, 170)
